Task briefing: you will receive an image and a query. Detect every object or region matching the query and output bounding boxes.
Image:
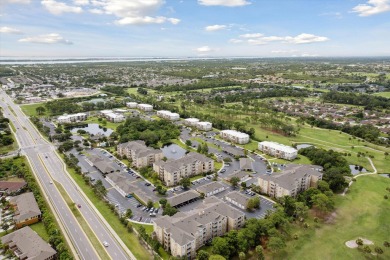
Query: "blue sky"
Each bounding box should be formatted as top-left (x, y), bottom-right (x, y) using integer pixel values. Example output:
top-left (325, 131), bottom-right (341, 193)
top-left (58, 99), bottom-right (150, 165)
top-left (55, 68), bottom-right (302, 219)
top-left (0, 0), bottom-right (389, 57)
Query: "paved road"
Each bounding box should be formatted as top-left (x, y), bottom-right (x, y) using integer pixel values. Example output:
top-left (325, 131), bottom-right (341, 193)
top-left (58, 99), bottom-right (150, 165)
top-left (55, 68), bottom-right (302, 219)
top-left (0, 90), bottom-right (132, 260)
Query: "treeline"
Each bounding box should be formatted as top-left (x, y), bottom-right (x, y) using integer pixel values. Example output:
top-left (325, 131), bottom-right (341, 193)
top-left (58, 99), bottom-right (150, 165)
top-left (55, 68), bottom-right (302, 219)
top-left (155, 79), bottom-right (237, 92)
top-left (30, 117), bottom-right (50, 137)
top-left (222, 87), bottom-right (309, 103)
top-left (116, 117), bottom-right (181, 148)
top-left (202, 180), bottom-right (335, 259)
top-left (101, 85), bottom-right (127, 96)
top-left (322, 91), bottom-right (390, 109)
top-left (304, 116), bottom-right (382, 143)
top-left (0, 116), bottom-right (14, 149)
top-left (45, 99), bottom-right (124, 115)
top-left (299, 147), bottom-right (350, 192)
top-left (84, 76), bottom-right (116, 84)
top-left (0, 157), bottom-right (73, 259)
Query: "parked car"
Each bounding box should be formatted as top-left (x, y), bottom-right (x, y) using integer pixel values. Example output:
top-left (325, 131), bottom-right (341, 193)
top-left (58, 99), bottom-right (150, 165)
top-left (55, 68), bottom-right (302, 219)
top-left (125, 194), bottom-right (133, 198)
top-left (136, 204), bottom-right (142, 208)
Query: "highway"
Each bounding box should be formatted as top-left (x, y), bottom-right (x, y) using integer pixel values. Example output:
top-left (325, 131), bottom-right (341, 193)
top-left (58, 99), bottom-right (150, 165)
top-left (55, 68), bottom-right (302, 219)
top-left (0, 90), bottom-right (132, 260)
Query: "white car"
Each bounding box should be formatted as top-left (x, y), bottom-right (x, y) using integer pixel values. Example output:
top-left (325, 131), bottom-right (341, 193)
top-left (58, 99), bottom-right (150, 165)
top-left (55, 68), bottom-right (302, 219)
top-left (103, 241), bottom-right (109, 247)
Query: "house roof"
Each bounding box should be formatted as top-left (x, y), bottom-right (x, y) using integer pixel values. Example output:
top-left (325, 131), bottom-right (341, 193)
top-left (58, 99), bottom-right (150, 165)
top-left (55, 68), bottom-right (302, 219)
top-left (196, 181), bottom-right (225, 194)
top-left (239, 158), bottom-right (253, 170)
top-left (1, 226), bottom-right (56, 260)
top-left (0, 181), bottom-right (27, 194)
top-left (167, 190), bottom-right (200, 207)
top-left (9, 192), bottom-right (41, 222)
top-left (225, 191), bottom-right (250, 207)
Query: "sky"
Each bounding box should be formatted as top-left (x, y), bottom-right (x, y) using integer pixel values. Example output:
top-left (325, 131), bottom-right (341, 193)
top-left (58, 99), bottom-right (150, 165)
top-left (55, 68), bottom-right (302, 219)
top-left (0, 0), bottom-right (390, 58)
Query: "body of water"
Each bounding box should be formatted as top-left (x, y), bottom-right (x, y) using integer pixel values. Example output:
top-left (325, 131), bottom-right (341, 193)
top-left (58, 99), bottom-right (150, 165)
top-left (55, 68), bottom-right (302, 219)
top-left (70, 123), bottom-right (113, 136)
top-left (349, 164), bottom-right (367, 175)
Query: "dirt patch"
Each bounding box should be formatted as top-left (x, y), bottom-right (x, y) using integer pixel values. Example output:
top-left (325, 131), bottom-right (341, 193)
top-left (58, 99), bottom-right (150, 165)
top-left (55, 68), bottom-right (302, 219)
top-left (324, 211), bottom-right (338, 224)
top-left (345, 238), bottom-right (374, 249)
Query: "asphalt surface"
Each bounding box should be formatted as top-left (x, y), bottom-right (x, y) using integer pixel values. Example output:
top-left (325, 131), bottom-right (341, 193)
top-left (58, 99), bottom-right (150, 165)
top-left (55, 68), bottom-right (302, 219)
top-left (0, 90), bottom-right (132, 260)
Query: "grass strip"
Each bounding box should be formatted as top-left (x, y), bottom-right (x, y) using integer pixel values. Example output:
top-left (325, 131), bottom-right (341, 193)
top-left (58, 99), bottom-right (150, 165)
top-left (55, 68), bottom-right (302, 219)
top-left (54, 181), bottom-right (110, 260)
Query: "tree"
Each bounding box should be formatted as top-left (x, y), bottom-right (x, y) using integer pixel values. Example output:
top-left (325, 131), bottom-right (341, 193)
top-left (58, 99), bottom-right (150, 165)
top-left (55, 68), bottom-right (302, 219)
top-left (239, 252), bottom-right (246, 260)
top-left (294, 202), bottom-right (309, 220)
top-left (312, 194), bottom-right (334, 216)
top-left (147, 200), bottom-right (153, 209)
top-left (197, 250), bottom-right (210, 260)
top-left (247, 197), bottom-right (260, 211)
top-left (363, 245), bottom-right (371, 254)
top-left (356, 238), bottom-right (363, 246)
top-left (267, 236), bottom-right (286, 253)
top-left (159, 198), bottom-right (167, 207)
top-left (209, 255), bottom-right (226, 260)
top-left (124, 209), bottom-right (132, 219)
top-left (374, 246), bottom-right (383, 255)
top-left (212, 237), bottom-right (230, 259)
top-left (162, 203), bottom-right (178, 216)
top-left (1, 223), bottom-right (9, 234)
top-left (185, 140), bottom-right (192, 147)
top-left (230, 177), bottom-right (240, 188)
top-left (180, 177), bottom-right (191, 189)
top-left (36, 106), bottom-right (46, 115)
top-left (255, 245), bottom-right (265, 260)
top-left (241, 182), bottom-right (247, 189)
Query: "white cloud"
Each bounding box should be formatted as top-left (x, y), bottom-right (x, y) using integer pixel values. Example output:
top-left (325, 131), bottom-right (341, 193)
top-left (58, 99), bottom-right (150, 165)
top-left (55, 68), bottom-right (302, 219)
top-left (239, 33), bottom-right (263, 38)
top-left (89, 8), bottom-right (104, 14)
top-left (233, 32), bottom-right (329, 45)
top-left (229, 38), bottom-right (243, 43)
top-left (2, 0), bottom-right (31, 4)
top-left (198, 0), bottom-right (250, 7)
top-left (205, 24), bottom-right (227, 31)
top-left (73, 0), bottom-right (89, 5)
top-left (0, 26), bottom-right (23, 34)
top-left (196, 46), bottom-right (214, 53)
top-left (284, 33), bottom-right (329, 44)
top-left (89, 0), bottom-right (180, 25)
top-left (41, 0), bottom-right (83, 15)
top-left (351, 0), bottom-right (390, 16)
top-left (271, 50), bottom-right (298, 54)
top-left (116, 16), bottom-right (180, 25)
top-left (19, 33), bottom-right (73, 44)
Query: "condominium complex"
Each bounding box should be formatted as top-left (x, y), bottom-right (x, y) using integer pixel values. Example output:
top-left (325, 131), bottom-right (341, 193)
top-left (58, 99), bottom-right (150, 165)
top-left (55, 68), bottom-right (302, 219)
top-left (258, 164), bottom-right (323, 198)
top-left (153, 196), bottom-right (246, 259)
top-left (153, 152), bottom-right (214, 186)
top-left (9, 192), bottom-right (41, 229)
top-left (105, 112), bottom-right (125, 122)
top-left (196, 122), bottom-right (212, 131)
top-left (117, 140), bottom-right (164, 168)
top-left (57, 113), bottom-right (87, 124)
top-left (137, 103), bottom-right (153, 111)
top-left (1, 226), bottom-right (57, 260)
top-left (196, 182), bottom-right (226, 197)
top-left (157, 110), bottom-right (180, 121)
top-left (183, 118), bottom-right (199, 126)
top-left (126, 102), bottom-right (138, 108)
top-left (258, 141), bottom-right (298, 160)
top-left (220, 130), bottom-right (250, 144)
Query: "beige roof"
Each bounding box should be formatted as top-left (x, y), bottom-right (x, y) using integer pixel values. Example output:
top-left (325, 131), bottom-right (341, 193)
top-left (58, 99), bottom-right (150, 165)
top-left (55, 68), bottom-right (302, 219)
top-left (196, 182), bottom-right (225, 194)
top-left (9, 192), bottom-right (41, 222)
top-left (153, 196), bottom-right (245, 246)
top-left (259, 164), bottom-right (323, 190)
top-left (239, 158), bottom-right (253, 170)
top-left (89, 155), bottom-right (116, 174)
top-left (158, 152), bottom-right (212, 173)
top-left (1, 226), bottom-right (56, 260)
top-left (118, 140), bottom-right (162, 158)
top-left (225, 191), bottom-right (250, 207)
top-left (167, 190), bottom-right (200, 207)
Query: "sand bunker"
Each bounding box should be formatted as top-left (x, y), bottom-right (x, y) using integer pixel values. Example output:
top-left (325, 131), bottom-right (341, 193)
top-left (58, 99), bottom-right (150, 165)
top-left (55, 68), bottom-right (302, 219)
top-left (345, 238), bottom-right (374, 248)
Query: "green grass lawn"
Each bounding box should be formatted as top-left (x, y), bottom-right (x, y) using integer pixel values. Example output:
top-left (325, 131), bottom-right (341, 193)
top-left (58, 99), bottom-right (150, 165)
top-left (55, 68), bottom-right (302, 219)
top-left (273, 175), bottom-right (390, 260)
top-left (373, 92), bottom-right (390, 98)
top-left (61, 155), bottom-right (152, 259)
top-left (30, 222), bottom-right (50, 242)
top-left (84, 116), bottom-right (121, 130)
top-left (20, 103), bottom-right (47, 117)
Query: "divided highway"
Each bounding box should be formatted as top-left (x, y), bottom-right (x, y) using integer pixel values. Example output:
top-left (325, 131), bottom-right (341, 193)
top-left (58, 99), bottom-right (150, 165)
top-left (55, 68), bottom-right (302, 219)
top-left (0, 90), bottom-right (133, 260)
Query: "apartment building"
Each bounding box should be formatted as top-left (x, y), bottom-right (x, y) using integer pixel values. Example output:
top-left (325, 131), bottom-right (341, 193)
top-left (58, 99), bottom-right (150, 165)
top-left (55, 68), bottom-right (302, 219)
top-left (105, 112), bottom-right (125, 122)
top-left (157, 110), bottom-right (180, 121)
top-left (126, 102), bottom-right (138, 108)
top-left (258, 164), bottom-right (323, 198)
top-left (196, 122), bottom-right (212, 131)
top-left (57, 112), bottom-right (87, 124)
top-left (220, 130), bottom-right (250, 144)
top-left (184, 118), bottom-right (199, 126)
top-left (137, 103), bottom-right (153, 111)
top-left (117, 140), bottom-right (164, 168)
top-left (1, 226), bottom-right (57, 260)
top-left (153, 196), bottom-right (246, 259)
top-left (153, 152), bottom-right (214, 186)
top-left (9, 192), bottom-right (42, 229)
top-left (258, 141), bottom-right (298, 160)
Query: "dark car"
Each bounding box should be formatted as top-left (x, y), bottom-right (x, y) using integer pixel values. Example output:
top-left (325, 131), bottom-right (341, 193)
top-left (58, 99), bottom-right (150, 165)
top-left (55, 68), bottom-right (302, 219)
top-left (145, 183), bottom-right (151, 186)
